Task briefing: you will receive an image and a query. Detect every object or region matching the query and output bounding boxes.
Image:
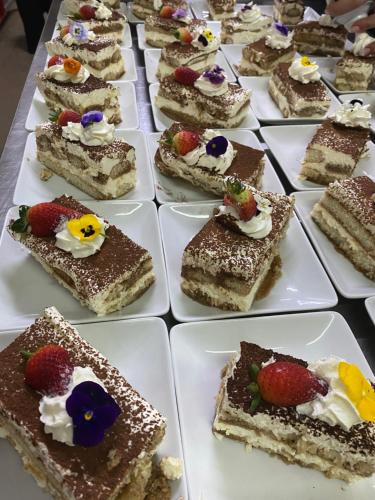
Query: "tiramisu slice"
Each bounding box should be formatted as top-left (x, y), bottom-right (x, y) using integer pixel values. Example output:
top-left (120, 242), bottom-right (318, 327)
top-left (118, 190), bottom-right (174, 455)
top-left (207, 0), bottom-right (236, 20)
top-left (214, 341), bottom-right (375, 482)
top-left (221, 3), bottom-right (272, 45)
top-left (300, 101), bottom-right (371, 185)
top-left (36, 110), bottom-right (136, 199)
top-left (273, 0), bottom-right (304, 26)
top-left (238, 22), bottom-right (295, 76)
top-left (155, 122), bottom-right (265, 195)
top-left (9, 196), bottom-right (155, 315)
top-left (155, 65), bottom-right (251, 128)
top-left (311, 176), bottom-right (375, 280)
top-left (0, 306), bottom-right (166, 499)
top-left (36, 56), bottom-right (121, 124)
top-left (269, 57), bottom-right (331, 118)
top-left (181, 179), bottom-right (294, 311)
top-left (335, 53), bottom-right (375, 91)
top-left (293, 19), bottom-right (347, 57)
top-left (132, 0), bottom-right (188, 21)
top-left (46, 22), bottom-right (125, 81)
top-left (64, 0), bottom-right (121, 13)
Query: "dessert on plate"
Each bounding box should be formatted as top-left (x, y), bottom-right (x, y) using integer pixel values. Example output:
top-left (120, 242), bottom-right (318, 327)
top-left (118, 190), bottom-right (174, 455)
top-left (64, 0), bottom-right (121, 13)
top-left (0, 306), bottom-right (167, 499)
top-left (238, 22), bottom-right (295, 76)
top-left (36, 56), bottom-right (122, 124)
top-left (311, 175), bottom-right (375, 280)
top-left (8, 196), bottom-right (155, 315)
top-left (36, 110), bottom-right (136, 199)
top-left (335, 34), bottom-right (375, 91)
top-left (293, 17), bottom-right (347, 57)
top-left (207, 0), bottom-right (236, 20)
top-left (155, 122), bottom-right (265, 194)
top-left (273, 0), bottom-right (304, 26)
top-left (269, 56), bottom-right (331, 118)
top-left (300, 101), bottom-right (371, 185)
top-left (181, 179), bottom-right (294, 311)
top-left (221, 3), bottom-right (272, 45)
top-left (46, 22), bottom-right (125, 81)
top-left (132, 0), bottom-right (188, 20)
top-left (155, 65), bottom-right (251, 128)
top-left (213, 341), bottom-right (375, 481)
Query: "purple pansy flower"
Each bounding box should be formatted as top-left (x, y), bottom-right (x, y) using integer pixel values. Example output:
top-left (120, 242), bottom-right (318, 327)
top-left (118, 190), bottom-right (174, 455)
top-left (172, 7), bottom-right (187, 19)
top-left (206, 136), bottom-right (228, 157)
top-left (81, 111), bottom-right (103, 127)
top-left (203, 65), bottom-right (225, 84)
top-left (274, 21), bottom-right (289, 36)
top-left (69, 22), bottom-right (89, 41)
top-left (66, 381), bottom-right (121, 447)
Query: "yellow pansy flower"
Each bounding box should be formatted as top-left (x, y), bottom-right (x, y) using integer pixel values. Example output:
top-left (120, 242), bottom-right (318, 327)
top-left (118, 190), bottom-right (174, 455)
top-left (67, 214), bottom-right (104, 242)
top-left (300, 56), bottom-right (313, 67)
top-left (203, 29), bottom-right (214, 42)
top-left (339, 361), bottom-right (375, 422)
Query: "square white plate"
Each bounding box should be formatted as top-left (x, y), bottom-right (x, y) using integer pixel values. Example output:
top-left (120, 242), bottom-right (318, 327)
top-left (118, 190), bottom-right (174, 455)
top-left (260, 124), bottom-right (375, 191)
top-left (239, 76), bottom-right (340, 124)
top-left (159, 201), bottom-right (337, 322)
top-left (136, 20), bottom-right (221, 50)
top-left (294, 190), bottom-right (375, 298)
top-left (0, 317), bottom-right (187, 500)
top-left (125, 2), bottom-right (193, 23)
top-left (144, 48), bottom-right (236, 84)
top-left (149, 82), bottom-right (260, 131)
top-left (365, 296), bottom-right (375, 325)
top-left (13, 131), bottom-right (155, 204)
top-left (339, 93), bottom-right (375, 132)
top-left (170, 311), bottom-right (375, 500)
top-left (25, 81), bottom-right (139, 132)
top-left (0, 201), bottom-right (169, 330)
top-left (147, 129), bottom-right (285, 203)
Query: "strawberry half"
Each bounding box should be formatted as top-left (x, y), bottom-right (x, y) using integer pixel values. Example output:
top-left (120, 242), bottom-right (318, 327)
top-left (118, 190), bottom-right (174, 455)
top-left (79, 4), bottom-right (96, 19)
top-left (175, 27), bottom-right (193, 44)
top-left (172, 130), bottom-right (200, 155)
top-left (57, 110), bottom-right (81, 127)
top-left (174, 67), bottom-right (200, 86)
top-left (48, 55), bottom-right (64, 67)
top-left (238, 194), bottom-right (257, 222)
top-left (160, 5), bottom-right (174, 17)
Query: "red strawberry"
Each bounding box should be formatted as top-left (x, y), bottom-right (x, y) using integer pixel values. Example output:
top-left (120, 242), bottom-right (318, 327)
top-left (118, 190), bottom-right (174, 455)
top-left (257, 361), bottom-right (328, 407)
top-left (223, 194), bottom-right (231, 206)
top-left (160, 5), bottom-right (174, 17)
top-left (238, 194), bottom-right (257, 222)
top-left (48, 55), bottom-right (64, 67)
top-left (60, 25), bottom-right (70, 36)
top-left (174, 67), bottom-right (200, 86)
top-left (57, 110), bottom-right (81, 127)
top-left (175, 27), bottom-right (193, 44)
top-left (22, 344), bottom-right (74, 395)
top-left (79, 4), bottom-right (97, 19)
top-left (172, 130), bottom-right (200, 155)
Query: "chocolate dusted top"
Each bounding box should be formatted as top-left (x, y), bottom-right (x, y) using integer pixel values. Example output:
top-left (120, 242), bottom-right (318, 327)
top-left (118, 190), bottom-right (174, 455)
top-left (37, 71), bottom-right (113, 93)
top-left (0, 307), bottom-right (165, 499)
top-left (274, 62), bottom-right (330, 102)
top-left (243, 37), bottom-right (295, 60)
top-left (222, 14), bottom-right (271, 34)
top-left (50, 35), bottom-right (116, 53)
top-left (161, 39), bottom-right (218, 64)
top-left (294, 20), bottom-right (347, 37)
top-left (68, 10), bottom-right (126, 23)
top-left (338, 50), bottom-right (375, 65)
top-left (145, 15), bottom-right (205, 33)
top-left (226, 341), bottom-right (375, 453)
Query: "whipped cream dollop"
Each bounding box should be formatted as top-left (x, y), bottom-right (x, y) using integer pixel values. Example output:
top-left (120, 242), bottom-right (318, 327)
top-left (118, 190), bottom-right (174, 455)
top-left (194, 68), bottom-right (229, 96)
top-left (45, 63), bottom-right (90, 84)
top-left (95, 3), bottom-right (112, 19)
top-left (265, 23), bottom-right (293, 49)
top-left (238, 3), bottom-right (269, 29)
top-left (160, 457), bottom-right (184, 480)
top-left (334, 102), bottom-right (371, 129)
top-left (353, 32), bottom-right (375, 57)
top-left (153, 0), bottom-right (162, 10)
top-left (39, 367), bottom-right (105, 446)
top-left (288, 56), bottom-right (321, 83)
top-left (62, 116), bottom-right (115, 146)
top-left (55, 216), bottom-right (108, 258)
top-left (62, 28), bottom-right (96, 45)
top-left (191, 30), bottom-right (219, 52)
top-left (319, 14), bottom-right (337, 27)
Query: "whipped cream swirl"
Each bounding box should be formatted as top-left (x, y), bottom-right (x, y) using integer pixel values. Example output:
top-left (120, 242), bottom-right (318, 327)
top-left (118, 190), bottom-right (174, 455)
top-left (45, 63), bottom-right (90, 84)
top-left (194, 68), bottom-right (228, 96)
top-left (191, 31), bottom-right (219, 52)
top-left (353, 32), bottom-right (375, 57)
top-left (55, 216), bottom-right (108, 258)
top-left (95, 3), bottom-right (112, 19)
top-left (62, 29), bottom-right (95, 45)
top-left (265, 23), bottom-right (293, 49)
top-left (153, 0), bottom-right (162, 10)
top-left (319, 14), bottom-right (337, 27)
top-left (238, 3), bottom-right (269, 29)
top-left (288, 57), bottom-right (321, 83)
top-left (62, 116), bottom-right (115, 146)
top-left (334, 102), bottom-right (371, 129)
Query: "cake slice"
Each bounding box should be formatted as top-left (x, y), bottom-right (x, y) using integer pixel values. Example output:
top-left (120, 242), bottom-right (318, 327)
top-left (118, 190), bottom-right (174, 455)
top-left (207, 0), bottom-right (236, 20)
top-left (155, 122), bottom-right (265, 194)
top-left (8, 196), bottom-right (155, 315)
top-left (181, 179), bottom-right (294, 311)
top-left (64, 0), bottom-right (121, 13)
top-left (36, 56), bottom-right (121, 124)
top-left (335, 52), bottom-right (375, 91)
top-left (269, 57), bottom-right (331, 118)
top-left (213, 341), bottom-right (375, 482)
top-left (0, 306), bottom-right (166, 499)
top-left (300, 101), bottom-right (371, 185)
top-left (311, 176), bottom-right (375, 280)
top-left (156, 65), bottom-right (251, 128)
top-left (293, 19), bottom-right (347, 57)
top-left (132, 0), bottom-right (188, 21)
top-left (273, 0), bottom-right (304, 25)
top-left (221, 3), bottom-right (272, 44)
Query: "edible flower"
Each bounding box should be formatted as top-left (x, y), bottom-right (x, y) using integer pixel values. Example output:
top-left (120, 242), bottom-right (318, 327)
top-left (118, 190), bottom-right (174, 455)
top-left (338, 362), bottom-right (375, 421)
top-left (197, 28), bottom-right (214, 47)
top-left (203, 65), bottom-right (225, 84)
top-left (300, 56), bottom-right (313, 67)
top-left (67, 214), bottom-right (104, 241)
top-left (66, 381), bottom-right (121, 447)
top-left (81, 110), bottom-right (103, 127)
top-left (241, 2), bottom-right (254, 11)
top-left (206, 136), bottom-right (228, 157)
top-left (63, 57), bottom-right (82, 75)
top-left (274, 21), bottom-right (289, 36)
top-left (69, 22), bottom-right (89, 41)
top-left (172, 7), bottom-right (187, 19)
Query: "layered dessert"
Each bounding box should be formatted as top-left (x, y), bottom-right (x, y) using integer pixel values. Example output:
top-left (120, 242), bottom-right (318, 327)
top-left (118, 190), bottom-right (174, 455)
top-left (273, 0), bottom-right (304, 25)
top-left (335, 35), bottom-right (375, 91)
top-left (46, 22), bottom-right (125, 81)
top-left (300, 101), bottom-right (371, 185)
top-left (0, 307), bottom-right (166, 498)
top-left (293, 18), bottom-right (347, 57)
top-left (155, 122), bottom-right (265, 194)
top-left (64, 0), bottom-right (121, 13)
top-left (269, 57), bottom-right (331, 118)
top-left (238, 22), bottom-right (295, 76)
top-left (155, 65), bottom-right (251, 128)
top-left (36, 110), bottom-right (136, 199)
top-left (36, 56), bottom-right (121, 124)
top-left (213, 341), bottom-right (375, 481)
top-left (221, 3), bottom-right (272, 45)
top-left (8, 196), bottom-right (155, 315)
top-left (207, 0), bottom-right (236, 20)
top-left (311, 176), bottom-right (375, 280)
top-left (181, 179), bottom-right (294, 311)
top-left (132, 0), bottom-right (188, 21)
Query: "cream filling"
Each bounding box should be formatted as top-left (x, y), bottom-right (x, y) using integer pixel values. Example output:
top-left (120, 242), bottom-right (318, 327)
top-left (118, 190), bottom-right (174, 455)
top-left (301, 144), bottom-right (357, 171)
top-left (222, 27), bottom-right (268, 44)
top-left (46, 40), bottom-right (117, 63)
top-left (238, 52), bottom-right (294, 75)
top-left (208, 4), bottom-right (235, 20)
top-left (145, 31), bottom-right (179, 45)
top-left (156, 52), bottom-right (217, 78)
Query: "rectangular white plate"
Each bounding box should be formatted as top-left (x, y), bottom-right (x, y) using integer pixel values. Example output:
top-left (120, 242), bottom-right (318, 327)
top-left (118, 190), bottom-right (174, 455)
top-left (0, 317), bottom-right (187, 500)
top-left (57, 1), bottom-right (126, 20)
top-left (13, 130), bottom-right (155, 204)
top-left (239, 76), bottom-right (340, 124)
top-left (25, 81), bottom-right (139, 132)
top-left (170, 311), bottom-right (375, 500)
top-left (294, 190), bottom-right (375, 298)
top-left (147, 129), bottom-right (285, 203)
top-left (159, 201), bottom-right (337, 322)
top-left (339, 93), bottom-right (375, 132)
top-left (125, 2), bottom-right (193, 23)
top-left (149, 82), bottom-right (260, 132)
top-left (260, 124), bottom-right (375, 191)
top-left (365, 296), bottom-right (375, 326)
top-left (0, 201), bottom-right (169, 330)
top-left (144, 48), bottom-right (236, 84)
top-left (137, 20), bottom-right (221, 50)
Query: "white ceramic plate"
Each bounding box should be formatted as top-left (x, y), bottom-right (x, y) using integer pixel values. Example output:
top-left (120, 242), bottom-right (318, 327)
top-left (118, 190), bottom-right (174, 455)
top-left (339, 93), bottom-right (375, 132)
top-left (125, 2), bottom-right (193, 23)
top-left (365, 296), bottom-right (375, 325)
top-left (57, 1), bottom-right (127, 20)
top-left (144, 48), bottom-right (236, 84)
top-left (159, 201), bottom-right (337, 322)
top-left (0, 317), bottom-right (187, 500)
top-left (170, 311), bottom-right (375, 500)
top-left (239, 76), bottom-right (340, 124)
top-left (137, 20), bottom-right (221, 50)
top-left (13, 131), bottom-right (155, 204)
top-left (25, 81), bottom-right (139, 132)
top-left (0, 201), bottom-right (169, 330)
top-left (147, 129), bottom-right (285, 203)
top-left (260, 124), bottom-right (375, 191)
top-left (149, 82), bottom-right (260, 131)
top-left (294, 190), bottom-right (375, 298)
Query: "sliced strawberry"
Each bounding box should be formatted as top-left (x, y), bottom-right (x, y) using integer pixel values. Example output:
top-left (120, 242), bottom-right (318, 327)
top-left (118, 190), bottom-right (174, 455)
top-left (174, 66), bottom-right (200, 86)
top-left (47, 55), bottom-right (64, 67)
top-left (159, 5), bottom-right (174, 17)
top-left (57, 110), bottom-right (81, 127)
top-left (238, 195), bottom-right (257, 222)
top-left (172, 130), bottom-right (200, 155)
top-left (79, 4), bottom-right (97, 19)
top-left (223, 194), bottom-right (232, 206)
top-left (60, 25), bottom-right (70, 37)
top-left (175, 27), bottom-right (193, 43)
